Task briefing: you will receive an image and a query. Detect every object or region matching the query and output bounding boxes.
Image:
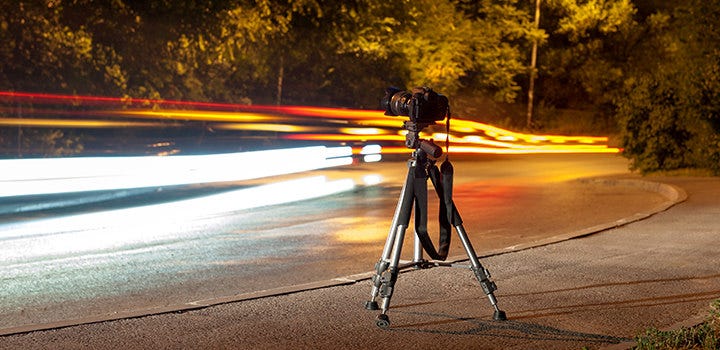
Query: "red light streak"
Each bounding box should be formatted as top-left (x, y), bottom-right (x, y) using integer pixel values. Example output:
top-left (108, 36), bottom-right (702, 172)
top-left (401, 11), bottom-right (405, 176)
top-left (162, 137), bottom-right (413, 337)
top-left (0, 91), bottom-right (385, 117)
top-left (0, 90), bottom-right (260, 110)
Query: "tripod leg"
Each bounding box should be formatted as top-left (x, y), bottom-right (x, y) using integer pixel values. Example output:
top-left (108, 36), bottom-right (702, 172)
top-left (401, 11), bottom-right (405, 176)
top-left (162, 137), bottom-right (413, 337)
top-left (455, 224), bottom-right (507, 321)
top-left (365, 222), bottom-right (398, 311)
top-left (365, 208), bottom-right (401, 311)
top-left (366, 162), bottom-right (414, 312)
top-left (413, 230), bottom-right (425, 265)
top-left (374, 223), bottom-right (408, 328)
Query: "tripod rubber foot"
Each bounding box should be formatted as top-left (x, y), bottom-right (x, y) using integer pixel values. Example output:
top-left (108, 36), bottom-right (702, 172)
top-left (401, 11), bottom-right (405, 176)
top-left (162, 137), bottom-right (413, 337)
top-left (365, 301), bottom-right (379, 310)
top-left (375, 314), bottom-right (390, 329)
top-left (493, 310), bottom-right (507, 321)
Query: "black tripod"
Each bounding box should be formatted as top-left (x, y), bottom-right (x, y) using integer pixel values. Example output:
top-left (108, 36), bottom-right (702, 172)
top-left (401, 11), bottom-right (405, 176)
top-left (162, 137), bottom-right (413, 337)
top-left (364, 121), bottom-right (506, 328)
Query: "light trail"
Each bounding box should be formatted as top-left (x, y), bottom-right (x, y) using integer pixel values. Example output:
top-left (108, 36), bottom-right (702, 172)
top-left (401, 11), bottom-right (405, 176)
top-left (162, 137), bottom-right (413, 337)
top-left (0, 175), bottom-right (359, 264)
top-left (0, 117), bottom-right (164, 128)
top-left (0, 146), bottom-right (355, 197)
top-left (1, 90), bottom-right (621, 155)
top-left (1, 90), bottom-right (623, 274)
top-left (113, 109), bottom-right (280, 122)
top-left (212, 123), bottom-right (327, 133)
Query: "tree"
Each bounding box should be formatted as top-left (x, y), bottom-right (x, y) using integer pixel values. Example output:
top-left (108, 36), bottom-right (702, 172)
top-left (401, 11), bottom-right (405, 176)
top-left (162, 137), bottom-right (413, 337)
top-left (537, 0), bottom-right (639, 111)
top-left (334, 0), bottom-right (539, 101)
top-left (160, 0), bottom-right (326, 104)
top-left (0, 0), bottom-right (127, 157)
top-left (0, 0), bottom-right (127, 95)
top-left (614, 0), bottom-right (720, 174)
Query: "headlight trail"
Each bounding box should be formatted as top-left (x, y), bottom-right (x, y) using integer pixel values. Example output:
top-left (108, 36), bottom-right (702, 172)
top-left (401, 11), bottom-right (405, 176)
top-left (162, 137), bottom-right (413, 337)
top-left (0, 90), bottom-right (617, 257)
top-left (0, 175), bottom-right (358, 263)
top-left (0, 146), bottom-right (354, 198)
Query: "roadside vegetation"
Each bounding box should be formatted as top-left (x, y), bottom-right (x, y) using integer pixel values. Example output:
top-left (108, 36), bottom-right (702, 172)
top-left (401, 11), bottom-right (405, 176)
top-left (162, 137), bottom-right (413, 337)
top-left (1, 0), bottom-right (718, 174)
top-left (632, 300), bottom-right (720, 350)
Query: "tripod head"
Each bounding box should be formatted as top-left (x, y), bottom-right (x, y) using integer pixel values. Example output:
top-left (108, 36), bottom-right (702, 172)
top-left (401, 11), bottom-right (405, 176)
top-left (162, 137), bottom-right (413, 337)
top-left (403, 121), bottom-right (442, 159)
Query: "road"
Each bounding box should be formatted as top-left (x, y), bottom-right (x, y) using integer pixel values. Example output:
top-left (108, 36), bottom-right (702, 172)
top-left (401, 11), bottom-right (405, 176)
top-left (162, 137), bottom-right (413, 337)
top-left (0, 153), bottom-right (667, 334)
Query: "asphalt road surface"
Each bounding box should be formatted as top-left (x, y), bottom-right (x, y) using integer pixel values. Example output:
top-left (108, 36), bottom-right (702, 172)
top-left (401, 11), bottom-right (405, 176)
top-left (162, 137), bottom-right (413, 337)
top-left (0, 153), bottom-right (667, 334)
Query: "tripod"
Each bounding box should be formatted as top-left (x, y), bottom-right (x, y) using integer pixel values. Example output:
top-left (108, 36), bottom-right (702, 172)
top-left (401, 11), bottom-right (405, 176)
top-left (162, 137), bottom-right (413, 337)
top-left (364, 125), bottom-right (506, 328)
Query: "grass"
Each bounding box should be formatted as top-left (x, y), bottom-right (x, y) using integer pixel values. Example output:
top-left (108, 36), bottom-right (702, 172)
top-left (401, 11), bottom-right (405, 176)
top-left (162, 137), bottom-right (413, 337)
top-left (632, 300), bottom-right (720, 350)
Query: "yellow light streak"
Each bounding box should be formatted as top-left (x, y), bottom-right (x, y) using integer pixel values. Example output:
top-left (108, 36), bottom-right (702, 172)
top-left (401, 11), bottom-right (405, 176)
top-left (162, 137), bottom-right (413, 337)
top-left (448, 119), bottom-right (609, 144)
top-left (0, 118), bottom-right (163, 128)
top-left (339, 127), bottom-right (388, 135)
top-left (212, 123), bottom-right (322, 132)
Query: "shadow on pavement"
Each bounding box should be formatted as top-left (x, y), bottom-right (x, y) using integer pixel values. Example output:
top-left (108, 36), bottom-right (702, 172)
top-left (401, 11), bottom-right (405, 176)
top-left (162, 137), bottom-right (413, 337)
top-left (390, 311), bottom-right (632, 345)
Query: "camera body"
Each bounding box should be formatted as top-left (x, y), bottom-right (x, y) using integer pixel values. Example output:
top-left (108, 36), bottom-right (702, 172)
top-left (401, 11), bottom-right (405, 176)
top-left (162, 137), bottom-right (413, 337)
top-left (382, 87), bottom-right (449, 124)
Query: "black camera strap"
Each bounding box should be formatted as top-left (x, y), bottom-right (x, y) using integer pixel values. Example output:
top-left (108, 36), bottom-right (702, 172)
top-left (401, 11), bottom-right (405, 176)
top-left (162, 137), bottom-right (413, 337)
top-left (445, 107), bottom-right (452, 155)
top-left (412, 157), bottom-right (460, 261)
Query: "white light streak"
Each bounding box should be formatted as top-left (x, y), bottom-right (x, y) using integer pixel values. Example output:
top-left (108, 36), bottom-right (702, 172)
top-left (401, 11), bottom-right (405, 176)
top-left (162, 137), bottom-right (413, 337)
top-left (363, 154), bottom-right (382, 163)
top-left (360, 144), bottom-right (382, 162)
top-left (0, 176), bottom-right (355, 264)
top-left (360, 144), bottom-right (382, 155)
top-left (0, 146), bottom-right (353, 197)
top-left (362, 174), bottom-right (383, 186)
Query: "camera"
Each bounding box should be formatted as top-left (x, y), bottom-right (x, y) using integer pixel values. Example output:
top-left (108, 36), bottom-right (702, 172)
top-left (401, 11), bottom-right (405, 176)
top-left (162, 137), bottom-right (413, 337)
top-left (382, 87), bottom-right (449, 124)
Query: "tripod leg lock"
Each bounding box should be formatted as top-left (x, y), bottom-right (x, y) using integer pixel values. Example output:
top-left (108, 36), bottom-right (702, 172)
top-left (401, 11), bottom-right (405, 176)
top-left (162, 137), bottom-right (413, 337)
top-left (380, 284), bottom-right (394, 299)
top-left (371, 260), bottom-right (390, 288)
top-left (374, 260), bottom-right (389, 274)
top-left (378, 267), bottom-right (399, 298)
top-left (371, 274), bottom-right (383, 289)
top-left (479, 280), bottom-right (498, 296)
top-left (471, 266), bottom-right (498, 295)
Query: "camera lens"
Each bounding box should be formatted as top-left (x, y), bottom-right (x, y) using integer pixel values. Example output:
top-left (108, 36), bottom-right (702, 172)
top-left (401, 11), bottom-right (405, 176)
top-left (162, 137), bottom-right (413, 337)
top-left (389, 91), bottom-right (412, 116)
top-left (382, 88), bottom-right (411, 117)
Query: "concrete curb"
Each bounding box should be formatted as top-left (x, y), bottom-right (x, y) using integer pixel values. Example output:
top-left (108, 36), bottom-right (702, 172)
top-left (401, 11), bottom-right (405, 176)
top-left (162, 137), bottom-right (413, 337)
top-left (0, 177), bottom-right (689, 337)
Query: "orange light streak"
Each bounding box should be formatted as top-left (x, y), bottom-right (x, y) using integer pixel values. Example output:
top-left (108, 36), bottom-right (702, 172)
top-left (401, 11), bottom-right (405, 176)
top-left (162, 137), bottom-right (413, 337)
top-left (0, 91), bottom-right (279, 111)
top-left (284, 134), bottom-right (406, 142)
top-left (380, 145), bottom-right (619, 155)
top-left (276, 106), bottom-right (387, 119)
top-left (446, 145), bottom-right (620, 154)
top-left (113, 110), bottom-right (278, 122)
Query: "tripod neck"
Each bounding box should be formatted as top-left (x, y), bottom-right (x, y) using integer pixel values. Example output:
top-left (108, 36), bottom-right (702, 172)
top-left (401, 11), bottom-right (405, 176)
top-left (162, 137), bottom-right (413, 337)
top-left (410, 138), bottom-right (442, 159)
top-left (410, 148), bottom-right (435, 179)
top-left (403, 121), bottom-right (441, 158)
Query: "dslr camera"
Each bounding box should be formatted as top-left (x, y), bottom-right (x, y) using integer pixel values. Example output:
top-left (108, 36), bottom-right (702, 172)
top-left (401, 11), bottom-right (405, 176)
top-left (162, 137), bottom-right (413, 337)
top-left (382, 87), bottom-right (449, 124)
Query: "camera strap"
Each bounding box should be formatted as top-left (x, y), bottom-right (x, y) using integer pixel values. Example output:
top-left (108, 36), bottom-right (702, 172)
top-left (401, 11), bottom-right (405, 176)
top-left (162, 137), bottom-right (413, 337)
top-left (412, 158), bottom-right (460, 261)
